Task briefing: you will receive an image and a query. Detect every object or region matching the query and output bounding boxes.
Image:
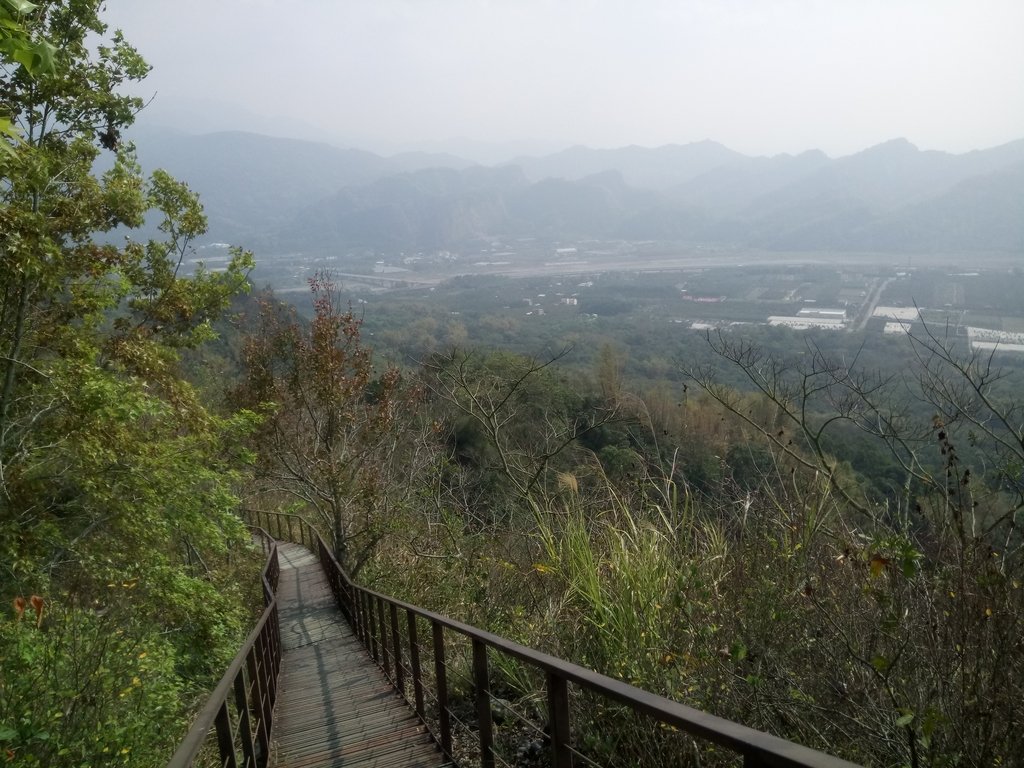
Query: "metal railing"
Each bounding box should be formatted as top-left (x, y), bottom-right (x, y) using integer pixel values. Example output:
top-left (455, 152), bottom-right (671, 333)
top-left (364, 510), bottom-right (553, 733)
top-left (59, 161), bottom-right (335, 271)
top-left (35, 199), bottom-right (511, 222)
top-left (167, 529), bottom-right (282, 768)
top-left (244, 510), bottom-right (862, 768)
top-left (247, 509), bottom-right (314, 551)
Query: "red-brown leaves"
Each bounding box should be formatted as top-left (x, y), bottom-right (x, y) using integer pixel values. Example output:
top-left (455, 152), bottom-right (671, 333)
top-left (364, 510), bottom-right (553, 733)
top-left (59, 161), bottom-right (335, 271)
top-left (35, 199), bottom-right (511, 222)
top-left (30, 595), bottom-right (43, 627)
top-left (10, 595), bottom-right (42, 627)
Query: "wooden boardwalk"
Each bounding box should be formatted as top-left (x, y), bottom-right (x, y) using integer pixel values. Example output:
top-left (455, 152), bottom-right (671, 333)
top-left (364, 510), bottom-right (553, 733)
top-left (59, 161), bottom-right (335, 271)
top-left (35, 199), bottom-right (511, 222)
top-left (272, 543), bottom-right (450, 768)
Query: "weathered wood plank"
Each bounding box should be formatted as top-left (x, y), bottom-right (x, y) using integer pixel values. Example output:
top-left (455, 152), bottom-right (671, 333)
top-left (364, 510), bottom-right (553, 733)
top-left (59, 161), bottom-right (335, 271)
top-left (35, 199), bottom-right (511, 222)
top-left (271, 543), bottom-right (447, 768)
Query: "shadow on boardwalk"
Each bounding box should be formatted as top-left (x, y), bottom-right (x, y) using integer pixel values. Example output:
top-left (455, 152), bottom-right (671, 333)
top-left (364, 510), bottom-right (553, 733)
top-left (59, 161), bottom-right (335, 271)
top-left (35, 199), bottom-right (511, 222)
top-left (272, 543), bottom-right (450, 768)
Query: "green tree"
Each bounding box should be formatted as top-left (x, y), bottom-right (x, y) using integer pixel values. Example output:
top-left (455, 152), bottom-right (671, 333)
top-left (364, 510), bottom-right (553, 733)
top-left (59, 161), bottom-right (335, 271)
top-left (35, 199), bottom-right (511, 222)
top-left (1, 3), bottom-right (258, 764)
top-left (0, 0), bottom-right (55, 153)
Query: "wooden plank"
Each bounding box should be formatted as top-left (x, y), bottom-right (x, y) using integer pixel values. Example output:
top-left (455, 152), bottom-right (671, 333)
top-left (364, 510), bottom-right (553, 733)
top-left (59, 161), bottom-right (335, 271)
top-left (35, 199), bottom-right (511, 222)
top-left (270, 543), bottom-right (447, 768)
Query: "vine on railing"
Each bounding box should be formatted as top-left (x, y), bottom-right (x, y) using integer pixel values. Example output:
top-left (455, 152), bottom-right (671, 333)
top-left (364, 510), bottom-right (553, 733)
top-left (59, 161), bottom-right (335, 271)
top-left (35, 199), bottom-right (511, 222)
top-left (243, 510), bottom-right (862, 768)
top-left (166, 528), bottom-right (282, 768)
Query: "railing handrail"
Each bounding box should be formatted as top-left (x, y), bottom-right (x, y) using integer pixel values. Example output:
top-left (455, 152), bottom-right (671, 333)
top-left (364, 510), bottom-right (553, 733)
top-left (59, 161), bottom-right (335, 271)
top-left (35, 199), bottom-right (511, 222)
top-left (242, 507), bottom-right (307, 522)
top-left (166, 530), bottom-right (281, 768)
top-left (338, 572), bottom-right (855, 767)
top-left (248, 509), bottom-right (861, 768)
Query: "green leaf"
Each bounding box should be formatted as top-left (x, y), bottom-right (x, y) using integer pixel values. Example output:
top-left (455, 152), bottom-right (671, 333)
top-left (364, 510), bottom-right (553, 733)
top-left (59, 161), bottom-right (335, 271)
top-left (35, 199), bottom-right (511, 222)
top-left (4, 0), bottom-right (39, 13)
top-left (0, 115), bottom-right (19, 155)
top-left (0, 726), bottom-right (18, 741)
top-left (870, 654), bottom-right (890, 672)
top-left (729, 641), bottom-right (748, 662)
top-left (8, 40), bottom-right (35, 69)
top-left (29, 37), bottom-right (55, 74)
top-left (895, 712), bottom-right (914, 727)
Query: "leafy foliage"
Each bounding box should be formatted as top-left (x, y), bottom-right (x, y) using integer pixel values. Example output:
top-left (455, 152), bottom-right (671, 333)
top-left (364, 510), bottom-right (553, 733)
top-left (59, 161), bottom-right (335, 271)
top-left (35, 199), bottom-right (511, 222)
top-left (0, 0), bottom-right (55, 155)
top-left (0, 3), bottom-right (260, 764)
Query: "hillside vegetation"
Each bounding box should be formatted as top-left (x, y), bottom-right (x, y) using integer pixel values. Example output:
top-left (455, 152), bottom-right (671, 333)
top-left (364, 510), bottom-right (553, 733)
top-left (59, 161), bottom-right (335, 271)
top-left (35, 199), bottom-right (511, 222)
top-left (225, 276), bottom-right (1024, 767)
top-left (1, 6), bottom-right (259, 764)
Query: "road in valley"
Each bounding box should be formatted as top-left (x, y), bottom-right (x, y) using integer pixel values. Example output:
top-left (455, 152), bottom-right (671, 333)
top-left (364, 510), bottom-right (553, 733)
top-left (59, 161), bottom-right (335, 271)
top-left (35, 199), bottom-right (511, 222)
top-left (853, 276), bottom-right (894, 331)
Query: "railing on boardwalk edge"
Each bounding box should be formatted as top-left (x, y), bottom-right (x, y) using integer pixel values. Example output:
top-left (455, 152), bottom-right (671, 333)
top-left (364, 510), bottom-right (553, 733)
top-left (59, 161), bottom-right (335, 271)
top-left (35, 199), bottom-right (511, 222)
top-left (167, 528), bottom-right (281, 768)
top-left (235, 509), bottom-right (862, 768)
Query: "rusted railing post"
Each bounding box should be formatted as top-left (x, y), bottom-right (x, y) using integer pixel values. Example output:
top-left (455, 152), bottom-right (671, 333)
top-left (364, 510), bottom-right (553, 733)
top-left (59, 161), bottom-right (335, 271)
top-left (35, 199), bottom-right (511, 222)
top-left (473, 639), bottom-right (495, 768)
top-left (378, 596), bottom-right (390, 677)
top-left (273, 610), bottom-right (283, 695)
top-left (356, 589), bottom-right (368, 651)
top-left (342, 573), bottom-right (354, 622)
top-left (246, 647), bottom-right (270, 765)
top-left (432, 621), bottom-right (452, 757)
top-left (407, 609), bottom-right (425, 719)
top-left (390, 603), bottom-right (404, 692)
top-left (367, 593), bottom-right (380, 662)
top-left (350, 585), bottom-right (362, 642)
top-left (337, 569), bottom-right (347, 613)
top-left (233, 670), bottom-right (256, 766)
top-left (547, 671), bottom-right (572, 768)
top-left (214, 701), bottom-right (237, 768)
top-left (259, 606), bottom-right (277, 699)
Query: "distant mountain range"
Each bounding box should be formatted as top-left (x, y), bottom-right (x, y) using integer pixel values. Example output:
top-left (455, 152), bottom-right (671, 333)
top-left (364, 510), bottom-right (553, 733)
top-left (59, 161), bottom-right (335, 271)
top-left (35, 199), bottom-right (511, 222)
top-left (126, 127), bottom-right (1024, 254)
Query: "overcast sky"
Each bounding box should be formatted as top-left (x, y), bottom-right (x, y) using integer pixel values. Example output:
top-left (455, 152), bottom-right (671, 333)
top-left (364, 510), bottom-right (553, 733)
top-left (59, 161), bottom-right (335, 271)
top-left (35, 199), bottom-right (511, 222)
top-left (104, 0), bottom-right (1024, 159)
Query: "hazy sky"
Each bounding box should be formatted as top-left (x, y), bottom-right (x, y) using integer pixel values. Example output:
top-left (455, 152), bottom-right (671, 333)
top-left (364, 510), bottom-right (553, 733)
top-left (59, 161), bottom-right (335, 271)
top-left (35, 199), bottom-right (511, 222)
top-left (104, 0), bottom-right (1024, 158)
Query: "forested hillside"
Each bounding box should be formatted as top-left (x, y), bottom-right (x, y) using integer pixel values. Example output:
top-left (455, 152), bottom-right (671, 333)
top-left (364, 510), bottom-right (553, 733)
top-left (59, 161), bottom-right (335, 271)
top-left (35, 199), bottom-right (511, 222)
top-left (213, 272), bottom-right (1024, 766)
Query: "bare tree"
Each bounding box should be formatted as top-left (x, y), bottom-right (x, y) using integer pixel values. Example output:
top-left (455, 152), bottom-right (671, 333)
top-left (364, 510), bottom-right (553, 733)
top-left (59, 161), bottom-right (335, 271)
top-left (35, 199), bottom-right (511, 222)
top-left (235, 275), bottom-right (433, 575)
top-left (686, 322), bottom-right (1024, 766)
top-left (425, 348), bottom-right (616, 503)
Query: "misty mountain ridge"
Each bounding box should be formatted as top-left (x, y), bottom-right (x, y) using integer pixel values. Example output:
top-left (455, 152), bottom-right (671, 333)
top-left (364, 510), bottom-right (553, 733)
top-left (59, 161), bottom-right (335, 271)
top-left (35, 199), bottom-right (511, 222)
top-left (507, 140), bottom-right (747, 189)
top-left (128, 126), bottom-right (1024, 255)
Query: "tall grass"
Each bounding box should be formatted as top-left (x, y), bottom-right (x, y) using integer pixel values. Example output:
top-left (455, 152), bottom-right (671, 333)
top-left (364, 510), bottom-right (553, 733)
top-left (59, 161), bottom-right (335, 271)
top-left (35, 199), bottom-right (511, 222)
top-left (368, 436), bottom-right (1024, 767)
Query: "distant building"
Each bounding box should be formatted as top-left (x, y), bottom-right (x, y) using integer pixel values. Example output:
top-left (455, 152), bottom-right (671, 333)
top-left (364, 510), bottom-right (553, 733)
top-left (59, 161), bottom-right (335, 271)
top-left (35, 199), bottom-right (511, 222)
top-left (797, 307), bottom-right (847, 321)
top-left (768, 316), bottom-right (845, 330)
top-left (971, 341), bottom-right (1024, 354)
top-left (966, 327), bottom-right (1024, 347)
top-left (873, 306), bottom-right (920, 321)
